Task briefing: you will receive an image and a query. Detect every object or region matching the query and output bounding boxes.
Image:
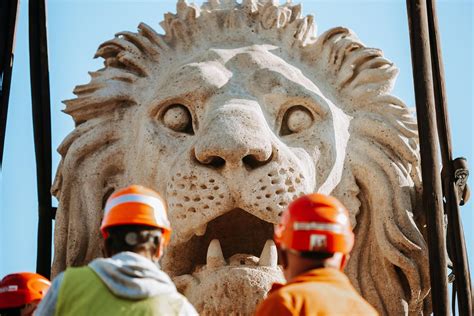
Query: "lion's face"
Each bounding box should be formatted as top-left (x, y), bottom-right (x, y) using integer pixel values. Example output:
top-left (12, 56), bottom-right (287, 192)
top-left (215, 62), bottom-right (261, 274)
top-left (122, 45), bottom-right (350, 312)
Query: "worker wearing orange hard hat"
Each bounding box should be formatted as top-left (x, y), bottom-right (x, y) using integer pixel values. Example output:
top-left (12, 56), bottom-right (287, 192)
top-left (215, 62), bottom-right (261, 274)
top-left (0, 272), bottom-right (50, 316)
top-left (255, 193), bottom-right (378, 316)
top-left (35, 185), bottom-right (197, 316)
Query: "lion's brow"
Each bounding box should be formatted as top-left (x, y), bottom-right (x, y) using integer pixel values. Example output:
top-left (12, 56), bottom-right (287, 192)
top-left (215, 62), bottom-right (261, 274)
top-left (251, 68), bottom-right (324, 100)
top-left (266, 65), bottom-right (319, 86)
top-left (164, 63), bottom-right (230, 93)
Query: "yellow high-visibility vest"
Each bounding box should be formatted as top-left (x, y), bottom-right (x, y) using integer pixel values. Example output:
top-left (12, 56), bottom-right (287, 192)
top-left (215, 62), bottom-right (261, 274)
top-left (56, 266), bottom-right (186, 316)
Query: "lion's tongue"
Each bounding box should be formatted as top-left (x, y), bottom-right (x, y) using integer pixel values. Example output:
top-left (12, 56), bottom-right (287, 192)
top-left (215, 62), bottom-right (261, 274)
top-left (206, 239), bottom-right (277, 269)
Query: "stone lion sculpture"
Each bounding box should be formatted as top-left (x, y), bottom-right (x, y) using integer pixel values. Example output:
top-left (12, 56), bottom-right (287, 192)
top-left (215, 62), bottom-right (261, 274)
top-left (51, 0), bottom-right (430, 314)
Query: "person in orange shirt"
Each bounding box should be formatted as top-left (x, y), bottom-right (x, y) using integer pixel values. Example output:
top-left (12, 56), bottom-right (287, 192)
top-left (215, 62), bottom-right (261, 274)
top-left (255, 193), bottom-right (378, 316)
top-left (0, 272), bottom-right (51, 316)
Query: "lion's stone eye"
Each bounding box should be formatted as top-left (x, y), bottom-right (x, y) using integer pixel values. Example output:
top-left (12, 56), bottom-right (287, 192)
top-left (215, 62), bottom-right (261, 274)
top-left (280, 106), bottom-right (313, 136)
top-left (162, 104), bottom-right (193, 134)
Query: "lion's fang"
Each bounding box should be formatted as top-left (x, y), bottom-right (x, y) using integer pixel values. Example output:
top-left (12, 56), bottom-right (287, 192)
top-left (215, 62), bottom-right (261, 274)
top-left (258, 239), bottom-right (278, 267)
top-left (206, 239), bottom-right (226, 268)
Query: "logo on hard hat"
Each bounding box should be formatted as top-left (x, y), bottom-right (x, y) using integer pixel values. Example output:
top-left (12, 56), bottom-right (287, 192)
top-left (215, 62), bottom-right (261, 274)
top-left (309, 234), bottom-right (327, 251)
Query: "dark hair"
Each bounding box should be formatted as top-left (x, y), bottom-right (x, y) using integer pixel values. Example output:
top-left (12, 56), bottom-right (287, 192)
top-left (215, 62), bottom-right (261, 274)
top-left (105, 225), bottom-right (162, 256)
top-left (0, 307), bottom-right (22, 316)
top-left (297, 251), bottom-right (335, 260)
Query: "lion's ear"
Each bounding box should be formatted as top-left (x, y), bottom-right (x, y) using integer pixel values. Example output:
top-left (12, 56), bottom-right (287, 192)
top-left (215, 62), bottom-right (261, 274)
top-left (62, 22), bottom-right (169, 126)
top-left (304, 27), bottom-right (398, 102)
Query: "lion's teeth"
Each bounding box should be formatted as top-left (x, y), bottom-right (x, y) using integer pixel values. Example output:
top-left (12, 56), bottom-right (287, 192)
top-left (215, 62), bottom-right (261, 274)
top-left (259, 239), bottom-right (278, 267)
top-left (206, 239), bottom-right (226, 268)
top-left (195, 223), bottom-right (207, 236)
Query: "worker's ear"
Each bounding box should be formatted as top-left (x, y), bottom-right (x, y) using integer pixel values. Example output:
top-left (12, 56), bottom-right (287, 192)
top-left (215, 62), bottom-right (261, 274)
top-left (277, 247), bottom-right (288, 269)
top-left (340, 253), bottom-right (350, 271)
top-left (154, 236), bottom-right (166, 260)
top-left (103, 239), bottom-right (112, 258)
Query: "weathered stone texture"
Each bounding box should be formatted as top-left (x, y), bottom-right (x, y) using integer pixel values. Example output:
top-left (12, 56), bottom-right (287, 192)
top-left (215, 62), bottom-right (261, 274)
top-left (52, 1), bottom-right (430, 314)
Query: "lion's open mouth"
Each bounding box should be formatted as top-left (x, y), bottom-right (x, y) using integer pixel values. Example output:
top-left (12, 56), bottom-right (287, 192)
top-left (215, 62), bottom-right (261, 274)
top-left (165, 208), bottom-right (277, 277)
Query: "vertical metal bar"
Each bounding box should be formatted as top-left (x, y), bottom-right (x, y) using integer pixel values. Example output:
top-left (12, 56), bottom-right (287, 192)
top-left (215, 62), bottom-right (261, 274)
top-left (0, 0), bottom-right (19, 168)
top-left (426, 0), bottom-right (472, 314)
top-left (29, 0), bottom-right (53, 279)
top-left (406, 0), bottom-right (450, 314)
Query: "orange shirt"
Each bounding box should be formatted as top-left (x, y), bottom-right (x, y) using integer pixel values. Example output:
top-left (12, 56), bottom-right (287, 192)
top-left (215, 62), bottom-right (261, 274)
top-left (255, 268), bottom-right (378, 316)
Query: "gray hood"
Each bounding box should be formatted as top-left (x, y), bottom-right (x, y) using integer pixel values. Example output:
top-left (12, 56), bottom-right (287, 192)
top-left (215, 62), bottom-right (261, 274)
top-left (89, 251), bottom-right (177, 300)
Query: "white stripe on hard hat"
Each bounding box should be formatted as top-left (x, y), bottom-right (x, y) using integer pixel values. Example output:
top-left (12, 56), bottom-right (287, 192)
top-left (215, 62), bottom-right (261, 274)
top-left (105, 194), bottom-right (170, 227)
top-left (0, 285), bottom-right (18, 293)
top-left (293, 221), bottom-right (344, 233)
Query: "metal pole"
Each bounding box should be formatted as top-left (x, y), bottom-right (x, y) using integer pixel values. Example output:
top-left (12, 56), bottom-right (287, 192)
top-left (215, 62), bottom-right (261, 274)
top-left (406, 0), bottom-right (450, 314)
top-left (0, 0), bottom-right (19, 168)
top-left (426, 0), bottom-right (472, 314)
top-left (29, 0), bottom-right (53, 279)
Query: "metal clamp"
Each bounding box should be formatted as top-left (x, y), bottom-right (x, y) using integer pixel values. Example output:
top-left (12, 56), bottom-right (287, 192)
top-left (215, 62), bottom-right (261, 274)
top-left (453, 158), bottom-right (470, 205)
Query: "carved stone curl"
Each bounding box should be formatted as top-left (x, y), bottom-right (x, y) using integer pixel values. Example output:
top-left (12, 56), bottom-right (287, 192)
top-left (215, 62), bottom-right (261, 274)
top-left (52, 1), bottom-right (430, 314)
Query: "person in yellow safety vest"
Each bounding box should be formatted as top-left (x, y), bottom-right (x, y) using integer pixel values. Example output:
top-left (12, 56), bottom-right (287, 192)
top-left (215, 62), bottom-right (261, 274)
top-left (255, 193), bottom-right (378, 316)
top-left (0, 272), bottom-right (51, 316)
top-left (35, 185), bottom-right (197, 316)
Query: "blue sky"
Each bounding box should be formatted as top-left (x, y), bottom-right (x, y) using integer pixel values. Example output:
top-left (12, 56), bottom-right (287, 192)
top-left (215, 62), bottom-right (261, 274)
top-left (1, 0), bottom-right (472, 288)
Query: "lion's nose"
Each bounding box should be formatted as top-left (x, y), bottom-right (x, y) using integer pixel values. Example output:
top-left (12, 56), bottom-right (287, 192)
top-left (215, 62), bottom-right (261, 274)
top-left (193, 106), bottom-right (273, 170)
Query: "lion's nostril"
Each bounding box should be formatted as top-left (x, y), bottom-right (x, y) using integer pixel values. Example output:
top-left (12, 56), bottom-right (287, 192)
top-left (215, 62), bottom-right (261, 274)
top-left (205, 156), bottom-right (226, 169)
top-left (192, 147), bottom-right (226, 169)
top-left (242, 152), bottom-right (273, 170)
top-left (193, 136), bottom-right (273, 170)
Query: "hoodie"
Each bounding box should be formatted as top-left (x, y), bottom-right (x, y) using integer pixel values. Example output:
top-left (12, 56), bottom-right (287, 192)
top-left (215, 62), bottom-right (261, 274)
top-left (35, 252), bottom-right (197, 316)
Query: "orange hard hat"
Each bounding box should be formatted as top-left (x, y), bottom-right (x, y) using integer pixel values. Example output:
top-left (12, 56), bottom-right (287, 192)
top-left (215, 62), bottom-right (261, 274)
top-left (274, 193), bottom-right (354, 254)
top-left (101, 185), bottom-right (172, 245)
top-left (0, 272), bottom-right (51, 309)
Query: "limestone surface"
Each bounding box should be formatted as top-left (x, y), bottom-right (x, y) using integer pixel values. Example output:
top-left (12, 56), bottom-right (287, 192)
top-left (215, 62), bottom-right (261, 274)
top-left (52, 1), bottom-right (430, 314)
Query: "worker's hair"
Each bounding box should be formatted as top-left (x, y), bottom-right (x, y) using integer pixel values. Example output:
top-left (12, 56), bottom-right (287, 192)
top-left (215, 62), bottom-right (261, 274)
top-left (104, 225), bottom-right (162, 256)
top-left (297, 251), bottom-right (335, 260)
top-left (0, 307), bottom-right (22, 316)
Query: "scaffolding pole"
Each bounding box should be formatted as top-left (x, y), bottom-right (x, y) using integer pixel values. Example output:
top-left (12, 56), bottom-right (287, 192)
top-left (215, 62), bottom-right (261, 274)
top-left (426, 0), bottom-right (472, 314)
top-left (406, 0), bottom-right (450, 314)
top-left (0, 0), bottom-right (19, 168)
top-left (29, 0), bottom-right (53, 279)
